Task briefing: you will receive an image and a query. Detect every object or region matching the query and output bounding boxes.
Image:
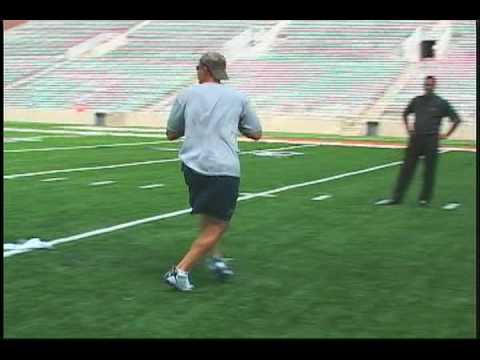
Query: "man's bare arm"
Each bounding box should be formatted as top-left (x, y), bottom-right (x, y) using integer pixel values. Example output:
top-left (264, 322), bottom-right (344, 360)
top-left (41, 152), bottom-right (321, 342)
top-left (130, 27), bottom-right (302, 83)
top-left (166, 129), bottom-right (183, 141)
top-left (242, 130), bottom-right (262, 141)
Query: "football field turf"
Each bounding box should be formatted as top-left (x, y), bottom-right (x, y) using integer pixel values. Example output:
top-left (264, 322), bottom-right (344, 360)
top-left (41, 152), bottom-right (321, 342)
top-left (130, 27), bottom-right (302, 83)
top-left (4, 122), bottom-right (476, 338)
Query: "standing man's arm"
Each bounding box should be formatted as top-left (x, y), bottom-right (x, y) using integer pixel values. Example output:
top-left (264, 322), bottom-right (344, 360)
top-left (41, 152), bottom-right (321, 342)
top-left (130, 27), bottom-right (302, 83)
top-left (166, 97), bottom-right (186, 141)
top-left (239, 99), bottom-right (262, 141)
top-left (403, 98), bottom-right (415, 135)
top-left (440, 101), bottom-right (461, 140)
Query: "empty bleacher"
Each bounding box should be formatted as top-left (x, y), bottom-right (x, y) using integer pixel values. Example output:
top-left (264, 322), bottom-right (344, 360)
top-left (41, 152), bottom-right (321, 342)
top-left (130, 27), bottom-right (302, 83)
top-left (226, 20), bottom-right (439, 118)
top-left (4, 20), bottom-right (476, 129)
top-left (4, 20), bottom-right (278, 112)
top-left (379, 20), bottom-right (476, 124)
top-left (4, 20), bottom-right (142, 86)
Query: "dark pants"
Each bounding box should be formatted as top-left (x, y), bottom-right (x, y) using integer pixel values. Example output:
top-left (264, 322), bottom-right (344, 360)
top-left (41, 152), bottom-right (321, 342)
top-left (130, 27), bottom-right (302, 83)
top-left (393, 134), bottom-right (439, 203)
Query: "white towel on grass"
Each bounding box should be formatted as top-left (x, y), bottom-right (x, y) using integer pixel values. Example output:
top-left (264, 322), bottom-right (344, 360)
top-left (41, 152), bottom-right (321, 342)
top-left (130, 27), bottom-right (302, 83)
top-left (4, 238), bottom-right (53, 251)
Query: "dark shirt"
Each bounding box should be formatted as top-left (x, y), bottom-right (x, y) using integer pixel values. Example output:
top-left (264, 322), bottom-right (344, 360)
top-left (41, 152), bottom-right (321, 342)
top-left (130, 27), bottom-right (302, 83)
top-left (403, 93), bottom-right (461, 135)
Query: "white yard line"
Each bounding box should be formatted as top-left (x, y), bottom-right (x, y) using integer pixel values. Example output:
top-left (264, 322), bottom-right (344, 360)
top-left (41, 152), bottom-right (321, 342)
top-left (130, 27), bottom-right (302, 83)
top-left (4, 141), bottom-right (173, 153)
top-left (139, 184), bottom-right (164, 189)
top-left (89, 181), bottom-right (116, 186)
top-left (235, 161), bottom-right (406, 201)
top-left (250, 138), bottom-right (408, 149)
top-left (148, 147), bottom-right (180, 152)
top-left (40, 177), bottom-right (68, 182)
top-left (240, 144), bottom-right (318, 154)
top-left (36, 135), bottom-right (82, 139)
top-left (4, 158), bottom-right (181, 180)
top-left (3, 137), bottom-right (42, 143)
top-left (4, 144), bottom-right (316, 180)
top-left (58, 126), bottom-right (165, 133)
top-left (5, 157), bottom-right (424, 258)
top-left (442, 203), bottom-right (461, 210)
top-left (3, 136), bottom-right (75, 144)
top-left (4, 208), bottom-right (194, 257)
top-left (6, 128), bottom-right (474, 152)
top-left (241, 138), bottom-right (476, 152)
top-left (4, 127), bottom-right (172, 139)
top-left (312, 194), bottom-right (332, 201)
top-left (4, 135), bottom-right (81, 141)
top-left (5, 127), bottom-right (112, 136)
top-left (239, 192), bottom-right (277, 198)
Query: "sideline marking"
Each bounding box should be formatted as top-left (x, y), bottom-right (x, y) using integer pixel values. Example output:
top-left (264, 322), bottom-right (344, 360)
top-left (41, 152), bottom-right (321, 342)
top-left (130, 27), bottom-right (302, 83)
top-left (139, 184), bottom-right (165, 189)
top-left (40, 177), bottom-right (68, 182)
top-left (312, 194), bottom-right (332, 201)
top-left (239, 192), bottom-right (277, 198)
top-left (4, 158), bottom-right (181, 180)
top-left (442, 202), bottom-right (461, 210)
top-left (4, 141), bottom-right (172, 153)
top-left (89, 181), bottom-right (116, 186)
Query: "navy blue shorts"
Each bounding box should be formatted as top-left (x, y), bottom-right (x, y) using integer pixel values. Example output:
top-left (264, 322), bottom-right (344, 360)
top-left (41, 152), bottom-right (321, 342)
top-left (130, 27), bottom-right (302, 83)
top-left (181, 163), bottom-right (240, 222)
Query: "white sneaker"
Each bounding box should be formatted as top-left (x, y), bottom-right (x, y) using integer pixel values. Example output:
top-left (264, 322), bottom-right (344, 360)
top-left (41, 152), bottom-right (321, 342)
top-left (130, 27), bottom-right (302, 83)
top-left (164, 267), bottom-right (194, 291)
top-left (207, 257), bottom-right (234, 279)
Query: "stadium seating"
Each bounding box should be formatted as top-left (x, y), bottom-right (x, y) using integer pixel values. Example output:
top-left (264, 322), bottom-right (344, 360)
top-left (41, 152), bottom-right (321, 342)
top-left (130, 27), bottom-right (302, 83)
top-left (4, 20), bottom-right (278, 112)
top-left (4, 20), bottom-right (476, 124)
top-left (379, 20), bottom-right (476, 124)
top-left (225, 20), bottom-right (440, 118)
top-left (4, 20), bottom-right (141, 86)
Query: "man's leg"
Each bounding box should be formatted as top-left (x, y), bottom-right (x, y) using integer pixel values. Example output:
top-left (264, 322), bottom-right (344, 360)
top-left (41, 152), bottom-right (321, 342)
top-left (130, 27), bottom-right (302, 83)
top-left (208, 244), bottom-right (224, 259)
top-left (202, 216), bottom-right (228, 258)
top-left (392, 136), bottom-right (420, 202)
top-left (198, 211), bottom-right (235, 279)
top-left (176, 214), bottom-right (228, 272)
top-left (419, 135), bottom-right (439, 203)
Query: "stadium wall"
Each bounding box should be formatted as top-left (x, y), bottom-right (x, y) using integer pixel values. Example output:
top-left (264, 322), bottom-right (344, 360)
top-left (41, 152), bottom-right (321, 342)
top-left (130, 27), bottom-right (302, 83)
top-left (4, 108), bottom-right (475, 140)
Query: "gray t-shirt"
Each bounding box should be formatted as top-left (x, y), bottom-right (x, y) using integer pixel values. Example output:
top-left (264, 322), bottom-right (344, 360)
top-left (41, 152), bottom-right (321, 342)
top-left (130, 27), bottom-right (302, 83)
top-left (167, 83), bottom-right (262, 177)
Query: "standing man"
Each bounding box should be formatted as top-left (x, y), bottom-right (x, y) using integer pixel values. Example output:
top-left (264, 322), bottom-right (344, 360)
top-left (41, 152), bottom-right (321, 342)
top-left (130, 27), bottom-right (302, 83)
top-left (377, 76), bottom-right (461, 207)
top-left (164, 52), bottom-right (262, 291)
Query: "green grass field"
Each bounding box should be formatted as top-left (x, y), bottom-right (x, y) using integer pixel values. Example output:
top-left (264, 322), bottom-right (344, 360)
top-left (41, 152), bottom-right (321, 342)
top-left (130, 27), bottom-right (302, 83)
top-left (4, 122), bottom-right (476, 338)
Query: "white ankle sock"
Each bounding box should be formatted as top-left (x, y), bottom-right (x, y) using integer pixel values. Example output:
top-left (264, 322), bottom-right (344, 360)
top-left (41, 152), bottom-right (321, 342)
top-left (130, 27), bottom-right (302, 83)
top-left (177, 268), bottom-right (188, 276)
